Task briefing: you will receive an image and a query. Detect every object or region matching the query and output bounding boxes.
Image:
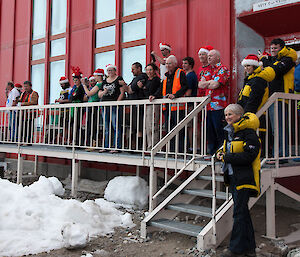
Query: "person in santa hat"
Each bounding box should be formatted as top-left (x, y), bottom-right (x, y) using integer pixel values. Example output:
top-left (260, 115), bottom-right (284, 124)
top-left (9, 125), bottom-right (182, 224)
top-left (197, 45), bottom-right (214, 97)
top-left (69, 67), bottom-right (85, 104)
top-left (98, 64), bottom-right (125, 153)
top-left (151, 43), bottom-right (173, 80)
top-left (81, 68), bottom-right (105, 151)
top-left (237, 54), bottom-right (270, 114)
top-left (55, 77), bottom-right (71, 104)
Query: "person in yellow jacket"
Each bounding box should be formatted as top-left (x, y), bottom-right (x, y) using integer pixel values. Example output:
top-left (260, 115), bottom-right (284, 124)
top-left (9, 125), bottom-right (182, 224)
top-left (217, 104), bottom-right (260, 257)
top-left (259, 38), bottom-right (297, 163)
top-left (150, 55), bottom-right (188, 152)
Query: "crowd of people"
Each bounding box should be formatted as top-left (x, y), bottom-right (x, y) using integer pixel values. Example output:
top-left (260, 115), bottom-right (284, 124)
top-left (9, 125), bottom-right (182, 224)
top-left (3, 37), bottom-right (300, 256)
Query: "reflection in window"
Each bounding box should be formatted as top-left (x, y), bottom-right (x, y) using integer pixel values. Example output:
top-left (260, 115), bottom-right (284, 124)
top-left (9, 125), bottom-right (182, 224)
top-left (122, 18), bottom-right (146, 43)
top-left (122, 45), bottom-right (146, 83)
top-left (95, 0), bottom-right (116, 23)
top-left (50, 38), bottom-right (66, 57)
top-left (31, 64), bottom-right (45, 105)
top-left (123, 0), bottom-right (146, 16)
top-left (32, 0), bottom-right (47, 40)
top-left (32, 43), bottom-right (46, 60)
top-left (49, 60), bottom-right (66, 104)
top-left (95, 26), bottom-right (116, 48)
top-left (51, 0), bottom-right (67, 35)
top-left (95, 51), bottom-right (115, 71)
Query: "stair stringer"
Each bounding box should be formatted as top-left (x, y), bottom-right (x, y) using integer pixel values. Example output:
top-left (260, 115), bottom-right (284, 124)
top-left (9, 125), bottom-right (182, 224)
top-left (141, 164), bottom-right (210, 238)
top-left (197, 168), bottom-right (273, 250)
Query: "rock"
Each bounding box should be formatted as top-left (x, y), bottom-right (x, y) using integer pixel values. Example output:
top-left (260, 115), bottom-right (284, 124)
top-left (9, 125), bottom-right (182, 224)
top-left (259, 243), bottom-right (266, 249)
top-left (288, 248), bottom-right (300, 257)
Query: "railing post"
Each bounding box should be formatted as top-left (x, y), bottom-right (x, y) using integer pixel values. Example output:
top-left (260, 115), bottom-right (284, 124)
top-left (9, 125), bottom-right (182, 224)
top-left (71, 158), bottom-right (78, 197)
top-left (149, 153), bottom-right (157, 211)
top-left (34, 155), bottom-right (38, 176)
top-left (17, 154), bottom-right (23, 184)
top-left (266, 181), bottom-right (276, 238)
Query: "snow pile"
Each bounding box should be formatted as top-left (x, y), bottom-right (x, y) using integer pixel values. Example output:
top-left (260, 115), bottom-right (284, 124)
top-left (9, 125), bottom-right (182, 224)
top-left (0, 177), bottom-right (134, 257)
top-left (104, 176), bottom-right (149, 208)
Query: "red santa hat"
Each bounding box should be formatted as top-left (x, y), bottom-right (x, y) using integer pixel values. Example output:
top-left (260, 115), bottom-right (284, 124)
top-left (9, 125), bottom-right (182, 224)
top-left (71, 66), bottom-right (83, 78)
top-left (241, 54), bottom-right (260, 67)
top-left (59, 76), bottom-right (69, 84)
top-left (105, 64), bottom-right (117, 72)
top-left (14, 83), bottom-right (22, 88)
top-left (89, 75), bottom-right (95, 81)
top-left (159, 43), bottom-right (172, 51)
top-left (93, 68), bottom-right (104, 76)
top-left (198, 45), bottom-right (214, 55)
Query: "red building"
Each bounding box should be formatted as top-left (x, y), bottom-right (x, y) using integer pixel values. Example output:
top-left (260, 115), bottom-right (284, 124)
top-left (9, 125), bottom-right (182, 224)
top-left (0, 0), bottom-right (300, 193)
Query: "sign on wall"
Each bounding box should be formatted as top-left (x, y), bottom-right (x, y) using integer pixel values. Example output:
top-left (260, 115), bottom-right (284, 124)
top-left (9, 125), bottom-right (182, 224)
top-left (253, 0), bottom-right (300, 12)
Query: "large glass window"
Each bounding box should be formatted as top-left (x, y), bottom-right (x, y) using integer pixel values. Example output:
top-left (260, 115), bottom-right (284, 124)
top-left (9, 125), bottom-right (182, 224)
top-left (32, 43), bottom-right (46, 60)
top-left (95, 0), bottom-right (116, 23)
top-left (50, 38), bottom-right (66, 57)
top-left (122, 18), bottom-right (146, 43)
top-left (95, 26), bottom-right (116, 48)
top-left (32, 0), bottom-right (47, 40)
top-left (123, 0), bottom-right (146, 16)
top-left (49, 60), bottom-right (66, 104)
top-left (122, 45), bottom-right (146, 83)
top-left (95, 51), bottom-right (115, 70)
top-left (51, 0), bottom-right (67, 35)
top-left (31, 64), bottom-right (45, 105)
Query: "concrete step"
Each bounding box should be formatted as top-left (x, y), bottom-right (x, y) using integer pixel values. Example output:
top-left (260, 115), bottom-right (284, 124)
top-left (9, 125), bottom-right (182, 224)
top-left (198, 175), bottom-right (224, 182)
top-left (183, 188), bottom-right (229, 200)
top-left (149, 218), bottom-right (203, 237)
top-left (167, 203), bottom-right (212, 218)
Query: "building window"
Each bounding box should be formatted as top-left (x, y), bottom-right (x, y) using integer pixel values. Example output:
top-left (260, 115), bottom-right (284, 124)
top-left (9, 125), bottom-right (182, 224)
top-left (32, 0), bottom-right (47, 40)
top-left (95, 26), bottom-right (116, 48)
top-left (122, 45), bottom-right (146, 83)
top-left (123, 0), bottom-right (146, 17)
top-left (94, 0), bottom-right (146, 82)
top-left (31, 64), bottom-right (45, 105)
top-left (51, 0), bottom-right (67, 35)
top-left (95, 51), bottom-right (116, 70)
top-left (49, 60), bottom-right (66, 104)
top-left (31, 0), bottom-right (67, 104)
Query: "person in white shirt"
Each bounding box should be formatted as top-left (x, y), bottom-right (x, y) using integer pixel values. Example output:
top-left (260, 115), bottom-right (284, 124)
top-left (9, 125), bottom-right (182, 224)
top-left (6, 82), bottom-right (21, 141)
top-left (151, 43), bottom-right (172, 81)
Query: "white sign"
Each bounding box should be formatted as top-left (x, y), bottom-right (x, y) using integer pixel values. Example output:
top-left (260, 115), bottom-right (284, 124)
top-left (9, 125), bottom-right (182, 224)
top-left (253, 0), bottom-right (300, 12)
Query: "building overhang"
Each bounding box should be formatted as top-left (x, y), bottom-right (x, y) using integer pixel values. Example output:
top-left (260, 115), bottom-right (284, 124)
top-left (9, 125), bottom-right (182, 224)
top-left (238, 2), bottom-right (300, 37)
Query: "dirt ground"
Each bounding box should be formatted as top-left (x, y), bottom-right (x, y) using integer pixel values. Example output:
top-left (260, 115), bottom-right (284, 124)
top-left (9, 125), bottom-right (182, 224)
top-left (29, 196), bottom-right (300, 257)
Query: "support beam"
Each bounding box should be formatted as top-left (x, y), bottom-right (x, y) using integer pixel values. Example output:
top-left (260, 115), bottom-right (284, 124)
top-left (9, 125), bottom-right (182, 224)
top-left (275, 182), bottom-right (300, 202)
top-left (78, 160), bottom-right (82, 177)
top-left (17, 154), bottom-right (23, 184)
top-left (266, 182), bottom-right (276, 238)
top-left (136, 166), bottom-right (140, 176)
top-left (71, 159), bottom-right (79, 197)
top-left (34, 155), bottom-right (38, 176)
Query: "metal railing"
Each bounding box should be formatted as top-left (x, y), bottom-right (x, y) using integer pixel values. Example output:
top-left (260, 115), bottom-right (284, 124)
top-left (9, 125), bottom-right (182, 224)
top-left (0, 97), bottom-right (210, 159)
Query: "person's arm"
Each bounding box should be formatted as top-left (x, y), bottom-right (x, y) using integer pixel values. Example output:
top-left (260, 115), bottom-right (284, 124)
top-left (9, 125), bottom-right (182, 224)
top-left (117, 86), bottom-right (125, 101)
top-left (82, 84), bottom-right (100, 97)
top-left (243, 77), bottom-right (266, 113)
top-left (271, 56), bottom-right (295, 76)
top-left (98, 88), bottom-right (107, 98)
top-left (207, 80), bottom-right (220, 89)
top-left (151, 51), bottom-right (165, 65)
top-left (223, 130), bottom-right (260, 165)
top-left (174, 71), bottom-right (188, 98)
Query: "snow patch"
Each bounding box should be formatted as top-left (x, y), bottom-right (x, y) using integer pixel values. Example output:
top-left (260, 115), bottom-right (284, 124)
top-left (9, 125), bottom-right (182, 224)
top-left (0, 177), bottom-right (134, 257)
top-left (104, 176), bottom-right (149, 209)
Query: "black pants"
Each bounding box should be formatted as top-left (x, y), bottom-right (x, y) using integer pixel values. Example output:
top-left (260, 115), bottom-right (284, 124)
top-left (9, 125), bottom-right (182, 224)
top-left (86, 106), bottom-right (99, 146)
top-left (229, 175), bottom-right (256, 254)
top-left (163, 109), bottom-right (185, 153)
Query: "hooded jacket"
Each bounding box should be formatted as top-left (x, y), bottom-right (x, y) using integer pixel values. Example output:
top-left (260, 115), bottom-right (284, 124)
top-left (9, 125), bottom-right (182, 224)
top-left (220, 112), bottom-right (261, 197)
top-left (238, 66), bottom-right (271, 113)
top-left (261, 46), bottom-right (297, 96)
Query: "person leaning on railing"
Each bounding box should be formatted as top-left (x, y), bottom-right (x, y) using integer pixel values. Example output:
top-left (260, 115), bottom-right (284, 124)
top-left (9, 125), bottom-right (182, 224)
top-left (82, 68), bottom-right (104, 151)
top-left (98, 64), bottom-right (125, 153)
top-left (17, 81), bottom-right (39, 146)
top-left (259, 38), bottom-right (297, 163)
top-left (150, 55), bottom-right (188, 153)
top-left (217, 104), bottom-right (260, 257)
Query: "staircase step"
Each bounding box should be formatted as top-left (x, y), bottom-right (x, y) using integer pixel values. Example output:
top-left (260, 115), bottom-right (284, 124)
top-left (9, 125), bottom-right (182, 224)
top-left (149, 219), bottom-right (203, 237)
top-left (183, 188), bottom-right (229, 200)
top-left (198, 175), bottom-right (224, 182)
top-left (167, 203), bottom-right (212, 218)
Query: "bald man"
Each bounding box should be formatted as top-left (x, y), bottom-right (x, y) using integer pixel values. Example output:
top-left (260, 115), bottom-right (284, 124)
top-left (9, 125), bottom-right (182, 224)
top-left (199, 49), bottom-right (230, 156)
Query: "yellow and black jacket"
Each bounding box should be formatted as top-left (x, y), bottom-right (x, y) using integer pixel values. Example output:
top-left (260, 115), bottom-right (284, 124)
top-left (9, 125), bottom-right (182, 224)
top-left (220, 112), bottom-right (261, 197)
top-left (237, 67), bottom-right (271, 113)
top-left (261, 46), bottom-right (297, 96)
